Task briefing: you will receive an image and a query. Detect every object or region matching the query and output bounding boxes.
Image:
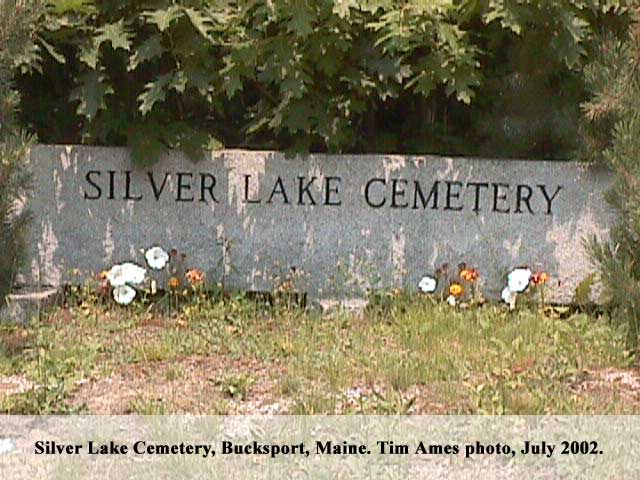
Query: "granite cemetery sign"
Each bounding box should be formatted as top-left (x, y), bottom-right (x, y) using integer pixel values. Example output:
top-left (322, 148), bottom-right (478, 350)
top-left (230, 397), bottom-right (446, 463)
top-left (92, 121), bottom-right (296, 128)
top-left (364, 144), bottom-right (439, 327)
top-left (10, 145), bottom-right (616, 313)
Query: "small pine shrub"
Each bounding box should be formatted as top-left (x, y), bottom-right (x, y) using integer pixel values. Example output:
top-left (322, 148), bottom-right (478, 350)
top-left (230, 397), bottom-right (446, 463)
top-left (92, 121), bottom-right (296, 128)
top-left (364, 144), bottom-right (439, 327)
top-left (0, 1), bottom-right (42, 303)
top-left (0, 135), bottom-right (32, 302)
top-left (584, 7), bottom-right (640, 350)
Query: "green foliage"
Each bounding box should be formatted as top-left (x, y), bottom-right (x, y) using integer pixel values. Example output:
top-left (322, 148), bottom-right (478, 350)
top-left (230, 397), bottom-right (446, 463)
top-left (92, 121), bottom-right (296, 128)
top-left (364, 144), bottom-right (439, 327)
top-left (584, 7), bottom-right (640, 350)
top-left (15, 0), bottom-right (627, 165)
top-left (0, 1), bottom-right (41, 304)
top-left (574, 272), bottom-right (596, 308)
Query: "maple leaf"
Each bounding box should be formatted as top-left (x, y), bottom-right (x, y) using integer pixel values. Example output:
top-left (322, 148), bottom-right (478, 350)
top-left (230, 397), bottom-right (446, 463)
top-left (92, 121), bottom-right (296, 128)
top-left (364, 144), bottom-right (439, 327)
top-left (95, 20), bottom-right (131, 51)
top-left (138, 72), bottom-right (187, 116)
top-left (128, 35), bottom-right (165, 71)
top-left (184, 8), bottom-right (214, 40)
top-left (288, 3), bottom-right (314, 37)
top-left (70, 70), bottom-right (114, 120)
top-left (144, 6), bottom-right (183, 32)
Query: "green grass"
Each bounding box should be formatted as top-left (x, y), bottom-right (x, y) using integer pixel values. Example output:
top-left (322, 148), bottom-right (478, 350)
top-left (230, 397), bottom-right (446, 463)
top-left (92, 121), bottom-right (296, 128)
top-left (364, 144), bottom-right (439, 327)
top-left (128, 396), bottom-right (168, 415)
top-left (0, 292), bottom-right (635, 414)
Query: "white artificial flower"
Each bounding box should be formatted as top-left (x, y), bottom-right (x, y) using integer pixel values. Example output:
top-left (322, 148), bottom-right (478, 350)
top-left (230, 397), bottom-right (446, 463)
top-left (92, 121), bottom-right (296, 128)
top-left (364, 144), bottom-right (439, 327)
top-left (446, 295), bottom-right (457, 306)
top-left (507, 268), bottom-right (532, 293)
top-left (418, 275), bottom-right (437, 293)
top-left (145, 246), bottom-right (169, 270)
top-left (113, 285), bottom-right (137, 305)
top-left (501, 286), bottom-right (517, 310)
top-left (501, 286), bottom-right (512, 303)
top-left (106, 262), bottom-right (147, 287)
top-left (0, 438), bottom-right (15, 455)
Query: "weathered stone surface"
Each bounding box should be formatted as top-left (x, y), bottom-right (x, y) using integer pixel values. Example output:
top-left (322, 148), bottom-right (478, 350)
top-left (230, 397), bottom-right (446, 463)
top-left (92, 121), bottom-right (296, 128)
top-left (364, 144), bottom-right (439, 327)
top-left (17, 145), bottom-right (616, 303)
top-left (0, 288), bottom-right (61, 324)
top-left (316, 298), bottom-right (369, 314)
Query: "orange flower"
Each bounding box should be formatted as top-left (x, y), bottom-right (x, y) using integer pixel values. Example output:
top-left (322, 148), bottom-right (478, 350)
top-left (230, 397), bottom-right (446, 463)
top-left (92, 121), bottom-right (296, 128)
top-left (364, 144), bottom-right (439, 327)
top-left (449, 283), bottom-right (464, 297)
top-left (460, 268), bottom-right (479, 282)
top-left (185, 268), bottom-right (205, 285)
top-left (168, 277), bottom-right (180, 289)
top-left (532, 272), bottom-right (549, 285)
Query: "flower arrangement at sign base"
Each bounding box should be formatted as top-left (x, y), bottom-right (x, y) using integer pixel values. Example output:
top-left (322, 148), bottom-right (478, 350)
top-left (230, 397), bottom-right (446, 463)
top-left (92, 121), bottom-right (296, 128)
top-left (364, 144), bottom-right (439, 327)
top-left (417, 275), bottom-right (437, 294)
top-left (417, 262), bottom-right (451, 297)
top-left (418, 263), bottom-right (482, 308)
top-left (457, 263), bottom-right (482, 307)
top-left (96, 249), bottom-right (550, 310)
top-left (501, 267), bottom-right (549, 310)
top-left (98, 245), bottom-right (208, 306)
top-left (186, 268), bottom-right (206, 286)
top-left (447, 282), bottom-right (464, 307)
top-left (417, 262), bottom-right (549, 310)
top-left (145, 246), bottom-right (170, 270)
top-left (99, 262), bottom-right (147, 305)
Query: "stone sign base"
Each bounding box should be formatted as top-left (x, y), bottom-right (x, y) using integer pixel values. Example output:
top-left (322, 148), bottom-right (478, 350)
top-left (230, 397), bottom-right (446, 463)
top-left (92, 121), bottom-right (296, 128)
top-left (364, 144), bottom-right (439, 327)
top-left (0, 288), bottom-right (61, 325)
top-left (7, 145), bottom-right (616, 320)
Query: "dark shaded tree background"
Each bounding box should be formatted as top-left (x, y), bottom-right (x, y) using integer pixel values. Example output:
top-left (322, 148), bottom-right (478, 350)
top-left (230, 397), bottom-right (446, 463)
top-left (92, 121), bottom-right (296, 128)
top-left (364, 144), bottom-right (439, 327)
top-left (14, 0), bottom-right (630, 165)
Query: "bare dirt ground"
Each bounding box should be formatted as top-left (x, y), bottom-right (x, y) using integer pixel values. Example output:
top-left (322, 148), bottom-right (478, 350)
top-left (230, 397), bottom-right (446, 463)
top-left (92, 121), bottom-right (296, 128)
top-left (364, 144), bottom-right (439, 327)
top-left (2, 300), bottom-right (639, 414)
top-left (67, 356), bottom-right (286, 414)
